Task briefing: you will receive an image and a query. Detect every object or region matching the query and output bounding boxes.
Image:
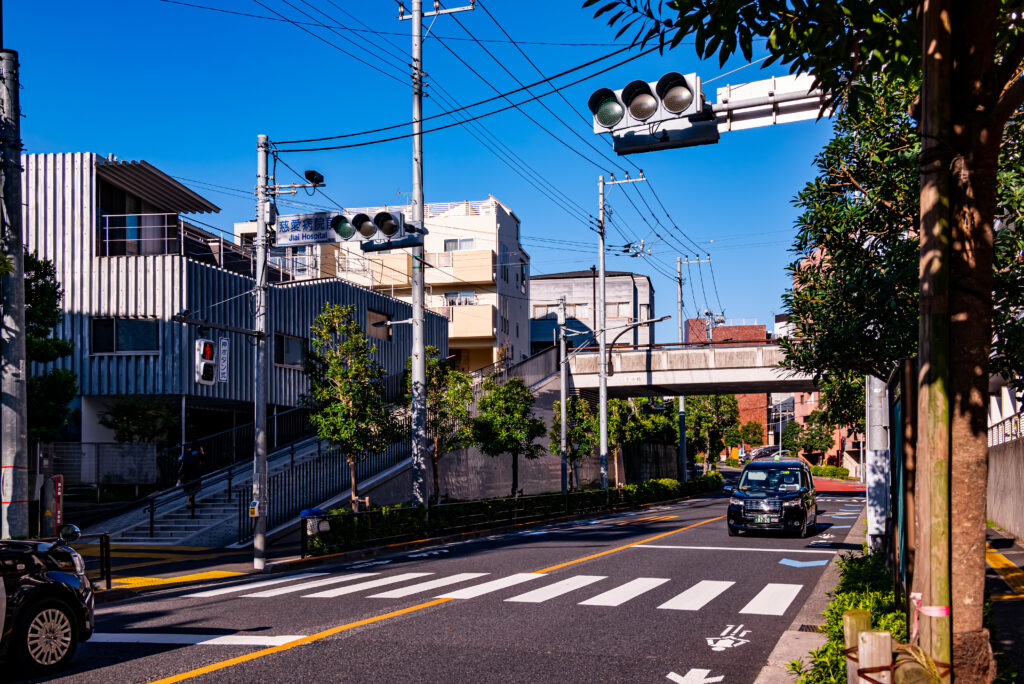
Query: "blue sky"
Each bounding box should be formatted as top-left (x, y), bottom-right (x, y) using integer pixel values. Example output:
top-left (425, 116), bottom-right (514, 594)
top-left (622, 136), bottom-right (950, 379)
top-left (10, 0), bottom-right (834, 336)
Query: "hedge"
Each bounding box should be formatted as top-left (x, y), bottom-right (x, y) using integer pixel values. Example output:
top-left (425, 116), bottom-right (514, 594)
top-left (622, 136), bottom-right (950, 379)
top-left (305, 472), bottom-right (724, 557)
top-left (811, 465), bottom-right (850, 480)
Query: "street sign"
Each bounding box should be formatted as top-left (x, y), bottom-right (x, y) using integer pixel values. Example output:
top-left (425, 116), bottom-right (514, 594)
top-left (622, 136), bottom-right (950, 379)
top-left (218, 336), bottom-right (229, 382)
top-left (273, 211), bottom-right (340, 247)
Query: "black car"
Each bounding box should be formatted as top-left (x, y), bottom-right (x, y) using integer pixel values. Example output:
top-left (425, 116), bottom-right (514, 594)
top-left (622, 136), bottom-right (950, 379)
top-left (725, 459), bottom-right (818, 537)
top-left (0, 525), bottom-right (93, 674)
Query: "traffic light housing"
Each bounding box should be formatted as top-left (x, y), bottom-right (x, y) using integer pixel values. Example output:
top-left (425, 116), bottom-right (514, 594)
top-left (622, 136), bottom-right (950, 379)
top-left (588, 72), bottom-right (720, 155)
top-left (195, 338), bottom-right (217, 386)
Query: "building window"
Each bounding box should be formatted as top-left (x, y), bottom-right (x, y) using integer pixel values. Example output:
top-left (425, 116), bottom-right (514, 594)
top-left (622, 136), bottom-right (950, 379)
top-left (274, 333), bottom-right (306, 368)
top-left (367, 309), bottom-right (392, 341)
top-left (573, 303), bottom-right (589, 320)
top-left (639, 304), bottom-right (650, 320)
top-left (444, 291), bottom-right (477, 306)
top-left (443, 238), bottom-right (475, 252)
top-left (606, 302), bottom-right (630, 319)
top-left (90, 317), bottom-right (159, 354)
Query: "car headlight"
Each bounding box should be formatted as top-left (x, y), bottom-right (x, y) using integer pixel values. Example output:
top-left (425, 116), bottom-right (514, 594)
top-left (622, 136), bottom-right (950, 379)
top-left (730, 497), bottom-right (744, 506)
top-left (782, 499), bottom-right (802, 508)
top-left (72, 551), bottom-right (86, 575)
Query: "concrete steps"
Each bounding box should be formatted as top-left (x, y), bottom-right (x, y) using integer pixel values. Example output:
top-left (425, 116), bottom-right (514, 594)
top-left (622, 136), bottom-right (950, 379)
top-left (111, 492), bottom-right (237, 546)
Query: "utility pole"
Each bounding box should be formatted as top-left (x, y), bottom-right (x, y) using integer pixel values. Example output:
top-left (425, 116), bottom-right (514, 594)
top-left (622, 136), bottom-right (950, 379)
top-left (252, 134), bottom-right (269, 570)
top-left (401, 0), bottom-right (474, 508)
top-left (676, 257), bottom-right (687, 482)
top-left (865, 374), bottom-right (890, 551)
top-left (558, 296), bottom-right (567, 495)
top-left (597, 172), bottom-right (644, 491)
top-left (0, 46), bottom-right (26, 539)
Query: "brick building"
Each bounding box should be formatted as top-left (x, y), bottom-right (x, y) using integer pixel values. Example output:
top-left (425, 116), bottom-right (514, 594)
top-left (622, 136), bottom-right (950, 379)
top-left (684, 318), bottom-right (770, 448)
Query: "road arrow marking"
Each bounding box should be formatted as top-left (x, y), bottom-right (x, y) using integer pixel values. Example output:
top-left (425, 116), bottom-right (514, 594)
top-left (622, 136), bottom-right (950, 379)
top-left (779, 558), bottom-right (830, 568)
top-left (667, 668), bottom-right (724, 683)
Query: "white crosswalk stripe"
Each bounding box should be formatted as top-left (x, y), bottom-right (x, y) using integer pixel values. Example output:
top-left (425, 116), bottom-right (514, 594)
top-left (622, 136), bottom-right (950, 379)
top-left (438, 573), bottom-right (545, 599)
top-left (657, 580), bottom-right (735, 611)
top-left (579, 577), bottom-right (670, 606)
top-left (304, 572), bottom-right (434, 599)
top-left (739, 583), bottom-right (803, 615)
top-left (242, 573), bottom-right (380, 598)
top-left (184, 573), bottom-right (327, 598)
top-left (369, 573), bottom-right (489, 598)
top-left (505, 575), bottom-right (605, 603)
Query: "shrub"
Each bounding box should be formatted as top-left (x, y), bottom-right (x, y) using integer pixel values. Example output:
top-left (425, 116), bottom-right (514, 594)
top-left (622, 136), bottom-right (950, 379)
top-left (811, 465), bottom-right (850, 480)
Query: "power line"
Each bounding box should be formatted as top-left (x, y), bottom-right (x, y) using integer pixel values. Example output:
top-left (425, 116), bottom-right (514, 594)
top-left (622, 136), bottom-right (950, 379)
top-left (274, 44), bottom-right (642, 145)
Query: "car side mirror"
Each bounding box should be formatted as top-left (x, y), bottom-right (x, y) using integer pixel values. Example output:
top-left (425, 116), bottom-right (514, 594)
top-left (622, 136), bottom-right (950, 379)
top-left (798, 487), bottom-right (809, 494)
top-left (723, 485), bottom-right (734, 492)
top-left (58, 524), bottom-right (81, 543)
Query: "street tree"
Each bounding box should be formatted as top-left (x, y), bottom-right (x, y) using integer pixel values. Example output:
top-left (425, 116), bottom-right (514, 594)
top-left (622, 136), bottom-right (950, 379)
top-left (405, 345), bottom-right (473, 504)
top-left (780, 420), bottom-right (803, 454)
top-left (473, 377), bottom-right (546, 498)
top-left (98, 397), bottom-right (179, 447)
top-left (799, 411), bottom-right (837, 463)
top-left (588, 1), bottom-right (1024, 667)
top-left (549, 395), bottom-right (598, 490)
top-left (606, 398), bottom-right (631, 487)
top-left (683, 394), bottom-right (738, 468)
top-left (306, 304), bottom-right (398, 512)
top-left (25, 252), bottom-right (77, 445)
top-left (739, 421), bottom-right (765, 449)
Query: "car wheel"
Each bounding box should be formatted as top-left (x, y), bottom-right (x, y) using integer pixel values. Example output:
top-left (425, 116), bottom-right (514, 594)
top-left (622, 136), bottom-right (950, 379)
top-left (728, 524), bottom-right (739, 537)
top-left (14, 598), bottom-right (78, 674)
top-left (802, 509), bottom-right (818, 538)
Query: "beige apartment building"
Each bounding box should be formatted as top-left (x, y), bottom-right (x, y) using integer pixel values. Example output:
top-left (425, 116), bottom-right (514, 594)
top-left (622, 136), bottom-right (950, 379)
top-left (235, 196), bottom-right (530, 372)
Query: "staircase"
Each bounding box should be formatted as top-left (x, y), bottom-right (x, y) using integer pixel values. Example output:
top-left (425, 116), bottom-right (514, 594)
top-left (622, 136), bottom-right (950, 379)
top-left (111, 492), bottom-right (237, 545)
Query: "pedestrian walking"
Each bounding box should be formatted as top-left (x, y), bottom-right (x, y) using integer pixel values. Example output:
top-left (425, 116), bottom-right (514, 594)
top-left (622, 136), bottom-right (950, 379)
top-left (178, 444), bottom-right (203, 516)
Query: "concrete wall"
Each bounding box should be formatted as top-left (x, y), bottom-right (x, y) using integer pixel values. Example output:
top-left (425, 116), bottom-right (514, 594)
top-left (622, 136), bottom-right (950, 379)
top-left (989, 440), bottom-right (1024, 540)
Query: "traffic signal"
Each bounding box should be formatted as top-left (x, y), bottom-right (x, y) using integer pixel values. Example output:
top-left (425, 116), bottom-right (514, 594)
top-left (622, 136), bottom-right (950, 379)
top-left (195, 338), bottom-right (217, 386)
top-left (588, 72), bottom-right (720, 155)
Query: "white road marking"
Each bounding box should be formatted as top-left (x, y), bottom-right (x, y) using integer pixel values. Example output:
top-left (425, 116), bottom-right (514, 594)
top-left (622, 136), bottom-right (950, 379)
top-left (369, 573), bottom-right (489, 598)
top-left (739, 583), bottom-right (803, 615)
top-left (579, 577), bottom-right (670, 606)
top-left (438, 573), bottom-right (545, 599)
top-left (667, 668), bottom-right (724, 683)
top-left (90, 633), bottom-right (305, 647)
top-left (242, 573), bottom-right (379, 598)
top-left (638, 545), bottom-right (836, 554)
top-left (303, 572), bottom-right (434, 598)
top-left (184, 573), bottom-right (328, 598)
top-left (658, 580), bottom-right (735, 611)
top-left (505, 575), bottom-right (605, 603)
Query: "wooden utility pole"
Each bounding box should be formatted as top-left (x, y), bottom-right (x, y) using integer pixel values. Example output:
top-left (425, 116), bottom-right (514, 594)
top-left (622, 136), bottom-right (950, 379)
top-left (915, 0), bottom-right (952, 675)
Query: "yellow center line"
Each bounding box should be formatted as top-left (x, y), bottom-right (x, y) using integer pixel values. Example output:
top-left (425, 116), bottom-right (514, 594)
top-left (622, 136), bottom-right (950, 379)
top-left (149, 511), bottom-right (725, 683)
top-left (537, 514), bottom-right (725, 573)
top-left (148, 598), bottom-right (453, 684)
top-left (986, 544), bottom-right (1024, 594)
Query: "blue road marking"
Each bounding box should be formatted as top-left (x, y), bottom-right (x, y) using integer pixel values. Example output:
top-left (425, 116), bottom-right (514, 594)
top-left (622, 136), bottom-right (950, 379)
top-left (828, 525), bottom-right (852, 529)
top-left (830, 514), bottom-right (859, 518)
top-left (779, 558), bottom-right (830, 568)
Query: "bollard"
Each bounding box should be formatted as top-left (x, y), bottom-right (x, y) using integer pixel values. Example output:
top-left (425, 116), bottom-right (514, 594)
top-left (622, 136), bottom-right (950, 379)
top-left (149, 500), bottom-right (156, 538)
top-left (858, 631), bottom-right (892, 683)
top-left (843, 610), bottom-right (872, 683)
top-left (101, 533), bottom-right (112, 591)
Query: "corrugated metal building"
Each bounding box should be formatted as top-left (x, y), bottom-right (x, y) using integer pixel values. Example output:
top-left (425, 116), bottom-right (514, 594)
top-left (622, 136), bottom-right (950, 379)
top-left (22, 152), bottom-right (446, 446)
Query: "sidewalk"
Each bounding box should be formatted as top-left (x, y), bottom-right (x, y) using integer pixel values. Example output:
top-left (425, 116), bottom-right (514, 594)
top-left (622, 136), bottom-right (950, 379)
top-left (986, 525), bottom-right (1024, 677)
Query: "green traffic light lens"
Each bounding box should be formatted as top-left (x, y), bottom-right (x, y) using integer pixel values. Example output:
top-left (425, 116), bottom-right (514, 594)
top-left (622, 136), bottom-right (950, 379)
top-left (331, 214), bottom-right (354, 239)
top-left (595, 96), bottom-right (624, 128)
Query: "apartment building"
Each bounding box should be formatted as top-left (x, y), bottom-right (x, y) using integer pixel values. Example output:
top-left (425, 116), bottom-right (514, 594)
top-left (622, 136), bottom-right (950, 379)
top-left (23, 152), bottom-right (446, 463)
top-left (529, 270), bottom-right (656, 354)
top-left (237, 196), bottom-right (529, 372)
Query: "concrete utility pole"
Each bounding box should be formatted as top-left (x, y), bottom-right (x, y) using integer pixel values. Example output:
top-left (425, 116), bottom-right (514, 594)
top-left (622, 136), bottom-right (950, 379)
top-left (676, 257), bottom-right (687, 482)
top-left (865, 374), bottom-right (890, 552)
top-left (0, 47), bottom-right (26, 539)
top-left (252, 134), bottom-right (270, 570)
top-left (401, 0), bottom-right (474, 507)
top-left (558, 296), bottom-right (567, 495)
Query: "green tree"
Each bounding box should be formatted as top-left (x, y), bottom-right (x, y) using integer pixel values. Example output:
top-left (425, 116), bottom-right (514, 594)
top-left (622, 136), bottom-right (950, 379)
top-left (473, 377), bottom-right (546, 498)
top-left (798, 410), bottom-right (837, 462)
top-left (98, 397), bottom-right (180, 447)
top-left (606, 398), bottom-right (631, 487)
top-left (738, 421), bottom-right (764, 449)
top-left (24, 252), bottom-right (77, 445)
top-left (723, 425), bottom-right (742, 451)
top-left (405, 345), bottom-right (473, 504)
top-left (306, 304), bottom-right (399, 512)
top-left (549, 395), bottom-right (598, 490)
top-left (684, 394), bottom-right (739, 468)
top-left (780, 420), bottom-right (803, 454)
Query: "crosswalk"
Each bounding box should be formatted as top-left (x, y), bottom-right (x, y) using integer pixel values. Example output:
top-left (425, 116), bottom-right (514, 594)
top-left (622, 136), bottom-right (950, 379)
top-left (181, 570), bottom-right (806, 617)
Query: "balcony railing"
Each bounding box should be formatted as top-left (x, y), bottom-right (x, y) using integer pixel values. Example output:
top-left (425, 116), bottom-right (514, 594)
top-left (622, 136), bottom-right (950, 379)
top-left (429, 303), bottom-right (496, 339)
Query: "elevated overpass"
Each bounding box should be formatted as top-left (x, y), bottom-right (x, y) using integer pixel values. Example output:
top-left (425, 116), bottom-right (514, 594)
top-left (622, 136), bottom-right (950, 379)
top-left (565, 343), bottom-right (816, 397)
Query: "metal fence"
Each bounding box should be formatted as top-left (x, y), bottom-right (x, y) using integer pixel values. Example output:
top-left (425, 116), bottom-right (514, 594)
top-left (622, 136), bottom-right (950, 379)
top-left (235, 433), bottom-right (412, 544)
top-left (988, 411), bottom-right (1021, 446)
top-left (47, 442), bottom-right (158, 486)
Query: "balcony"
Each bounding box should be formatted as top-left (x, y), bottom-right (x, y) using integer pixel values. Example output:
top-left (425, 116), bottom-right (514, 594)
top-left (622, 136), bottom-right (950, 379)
top-left (426, 249), bottom-right (495, 285)
top-left (430, 303), bottom-right (496, 341)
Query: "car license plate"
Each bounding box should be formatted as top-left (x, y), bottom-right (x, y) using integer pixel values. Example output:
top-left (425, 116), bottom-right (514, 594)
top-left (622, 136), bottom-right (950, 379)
top-left (754, 514), bottom-right (777, 524)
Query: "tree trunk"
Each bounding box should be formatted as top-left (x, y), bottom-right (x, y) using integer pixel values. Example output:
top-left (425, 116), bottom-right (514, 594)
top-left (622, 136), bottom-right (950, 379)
top-left (613, 445), bottom-right (620, 487)
top-left (349, 455), bottom-right (358, 512)
top-left (432, 435), bottom-right (440, 504)
top-left (572, 461), bottom-right (581, 491)
top-left (511, 452), bottom-right (519, 498)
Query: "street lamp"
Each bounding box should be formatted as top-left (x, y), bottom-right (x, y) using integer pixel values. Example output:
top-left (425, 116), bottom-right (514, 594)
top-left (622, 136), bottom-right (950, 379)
top-left (604, 315), bottom-right (670, 376)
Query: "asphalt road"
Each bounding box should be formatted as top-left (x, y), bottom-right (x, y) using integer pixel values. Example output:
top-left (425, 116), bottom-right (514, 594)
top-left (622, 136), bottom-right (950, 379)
top-left (34, 485), bottom-right (866, 684)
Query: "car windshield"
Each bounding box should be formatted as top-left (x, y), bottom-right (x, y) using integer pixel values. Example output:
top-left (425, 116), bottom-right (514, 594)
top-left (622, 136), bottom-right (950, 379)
top-left (738, 467), bottom-right (803, 493)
